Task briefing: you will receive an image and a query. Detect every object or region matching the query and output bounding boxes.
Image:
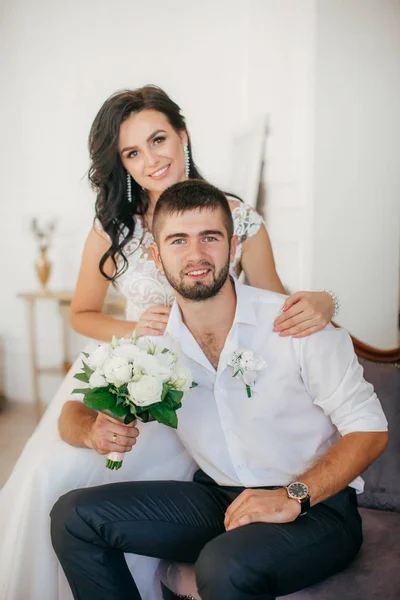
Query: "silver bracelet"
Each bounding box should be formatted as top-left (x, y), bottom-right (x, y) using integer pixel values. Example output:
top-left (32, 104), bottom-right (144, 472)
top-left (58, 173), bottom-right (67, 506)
top-left (319, 289), bottom-right (341, 319)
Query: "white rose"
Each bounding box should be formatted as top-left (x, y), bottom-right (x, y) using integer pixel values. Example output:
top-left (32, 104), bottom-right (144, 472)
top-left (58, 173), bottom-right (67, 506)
top-left (103, 357), bottom-right (133, 387)
top-left (131, 366), bottom-right (144, 382)
top-left (154, 346), bottom-right (177, 361)
top-left (89, 370), bottom-right (108, 388)
top-left (171, 363), bottom-right (193, 392)
top-left (155, 352), bottom-right (178, 380)
top-left (119, 337), bottom-right (134, 345)
top-left (112, 343), bottom-right (141, 362)
top-left (135, 337), bottom-right (154, 352)
top-left (157, 351), bottom-right (177, 367)
top-left (134, 353), bottom-right (173, 383)
top-left (87, 344), bottom-right (110, 371)
top-left (127, 375), bottom-right (163, 407)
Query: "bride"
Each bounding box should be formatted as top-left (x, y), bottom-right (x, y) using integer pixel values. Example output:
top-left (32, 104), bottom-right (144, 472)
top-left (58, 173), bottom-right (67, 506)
top-left (0, 85), bottom-right (337, 600)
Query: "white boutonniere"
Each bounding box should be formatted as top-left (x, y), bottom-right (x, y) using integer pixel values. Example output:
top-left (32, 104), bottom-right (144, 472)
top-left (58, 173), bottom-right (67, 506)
top-left (227, 349), bottom-right (266, 398)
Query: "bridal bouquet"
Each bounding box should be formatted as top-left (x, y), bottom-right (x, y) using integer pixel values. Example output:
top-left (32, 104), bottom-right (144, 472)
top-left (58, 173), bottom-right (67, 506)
top-left (72, 334), bottom-right (196, 470)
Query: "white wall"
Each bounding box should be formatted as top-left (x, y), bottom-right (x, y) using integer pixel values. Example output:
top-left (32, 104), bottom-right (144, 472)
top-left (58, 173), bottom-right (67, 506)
top-left (0, 0), bottom-right (242, 404)
top-left (1, 0), bottom-right (317, 404)
top-left (246, 0), bottom-right (317, 292)
top-left (312, 0), bottom-right (400, 347)
top-left (2, 0), bottom-right (398, 405)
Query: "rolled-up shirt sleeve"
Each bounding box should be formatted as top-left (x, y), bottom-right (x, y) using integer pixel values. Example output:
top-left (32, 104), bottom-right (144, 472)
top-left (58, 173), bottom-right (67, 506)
top-left (299, 326), bottom-right (388, 435)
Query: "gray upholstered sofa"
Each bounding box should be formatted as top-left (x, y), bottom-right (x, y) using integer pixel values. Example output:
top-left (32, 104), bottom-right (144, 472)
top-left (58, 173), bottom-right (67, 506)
top-left (158, 358), bottom-right (400, 600)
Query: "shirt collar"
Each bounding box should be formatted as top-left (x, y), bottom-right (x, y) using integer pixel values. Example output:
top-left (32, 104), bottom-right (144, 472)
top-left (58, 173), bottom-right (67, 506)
top-left (165, 278), bottom-right (258, 342)
top-left (165, 299), bottom-right (185, 341)
top-left (233, 279), bottom-right (258, 326)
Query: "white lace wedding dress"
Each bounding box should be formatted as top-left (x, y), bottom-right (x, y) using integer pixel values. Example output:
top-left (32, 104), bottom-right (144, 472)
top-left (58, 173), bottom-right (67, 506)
top-left (0, 202), bottom-right (263, 600)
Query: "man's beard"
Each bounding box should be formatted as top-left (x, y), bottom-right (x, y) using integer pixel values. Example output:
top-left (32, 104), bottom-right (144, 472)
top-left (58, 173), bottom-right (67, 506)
top-left (161, 257), bottom-right (230, 301)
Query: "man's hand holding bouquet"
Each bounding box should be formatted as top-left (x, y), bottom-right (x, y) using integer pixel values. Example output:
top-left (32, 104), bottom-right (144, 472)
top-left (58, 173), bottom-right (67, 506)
top-left (72, 333), bottom-right (196, 469)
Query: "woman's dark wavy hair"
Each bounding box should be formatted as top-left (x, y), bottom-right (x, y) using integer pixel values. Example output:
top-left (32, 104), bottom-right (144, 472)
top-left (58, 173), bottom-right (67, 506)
top-left (88, 85), bottom-right (205, 282)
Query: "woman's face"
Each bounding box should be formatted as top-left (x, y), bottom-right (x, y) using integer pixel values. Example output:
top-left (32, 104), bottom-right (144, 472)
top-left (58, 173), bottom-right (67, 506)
top-left (118, 109), bottom-right (188, 200)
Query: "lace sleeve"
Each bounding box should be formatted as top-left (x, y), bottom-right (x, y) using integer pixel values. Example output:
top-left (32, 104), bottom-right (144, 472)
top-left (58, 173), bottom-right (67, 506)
top-left (229, 201), bottom-right (265, 274)
top-left (231, 202), bottom-right (264, 243)
top-left (94, 217), bottom-right (104, 233)
top-left (93, 217), bottom-right (112, 243)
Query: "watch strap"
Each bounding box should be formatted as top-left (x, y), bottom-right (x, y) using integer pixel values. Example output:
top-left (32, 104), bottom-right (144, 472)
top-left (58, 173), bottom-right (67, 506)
top-left (299, 496), bottom-right (310, 514)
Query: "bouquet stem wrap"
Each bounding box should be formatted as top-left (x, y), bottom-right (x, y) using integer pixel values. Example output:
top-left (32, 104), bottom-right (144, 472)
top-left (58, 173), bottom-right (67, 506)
top-left (106, 452), bottom-right (124, 470)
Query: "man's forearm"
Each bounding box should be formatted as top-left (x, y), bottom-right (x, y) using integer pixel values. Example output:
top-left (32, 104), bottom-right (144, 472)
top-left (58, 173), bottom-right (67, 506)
top-left (299, 431), bottom-right (388, 505)
top-left (58, 400), bottom-right (97, 448)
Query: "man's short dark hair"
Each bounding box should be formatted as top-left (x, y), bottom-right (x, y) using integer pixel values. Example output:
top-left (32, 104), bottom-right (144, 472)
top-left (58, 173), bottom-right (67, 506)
top-left (153, 179), bottom-right (234, 244)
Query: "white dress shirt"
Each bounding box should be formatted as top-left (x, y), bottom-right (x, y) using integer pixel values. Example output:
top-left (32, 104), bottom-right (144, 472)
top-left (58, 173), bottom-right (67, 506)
top-left (161, 281), bottom-right (388, 492)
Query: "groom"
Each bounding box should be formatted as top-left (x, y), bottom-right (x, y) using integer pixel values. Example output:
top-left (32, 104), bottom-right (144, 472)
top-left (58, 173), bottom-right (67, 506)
top-left (51, 179), bottom-right (388, 600)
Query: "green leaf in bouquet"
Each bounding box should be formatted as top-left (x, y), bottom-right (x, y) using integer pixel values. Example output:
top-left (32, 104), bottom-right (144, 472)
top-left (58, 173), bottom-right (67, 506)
top-left (135, 408), bottom-right (150, 422)
top-left (161, 392), bottom-right (174, 408)
top-left (82, 360), bottom-right (95, 379)
top-left (161, 348), bottom-right (170, 354)
top-left (147, 341), bottom-right (156, 355)
top-left (162, 389), bottom-right (183, 410)
top-left (74, 372), bottom-right (90, 383)
top-left (81, 352), bottom-right (90, 358)
top-left (148, 403), bottom-right (178, 429)
top-left (124, 412), bottom-right (136, 424)
top-left (83, 388), bottom-right (116, 412)
top-left (190, 382), bottom-right (198, 388)
top-left (116, 386), bottom-right (130, 405)
top-left (100, 406), bottom-right (126, 422)
top-left (71, 388), bottom-right (90, 396)
top-left (101, 402), bottom-right (133, 422)
top-left (128, 403), bottom-right (137, 416)
top-left (161, 382), bottom-right (169, 401)
top-left (166, 389), bottom-right (184, 404)
top-left (164, 396), bottom-right (182, 411)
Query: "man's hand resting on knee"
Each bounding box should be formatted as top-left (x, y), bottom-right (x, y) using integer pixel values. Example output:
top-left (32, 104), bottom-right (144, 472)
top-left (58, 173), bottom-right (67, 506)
top-left (224, 488), bottom-right (301, 530)
top-left (224, 431), bottom-right (388, 532)
top-left (58, 400), bottom-right (139, 454)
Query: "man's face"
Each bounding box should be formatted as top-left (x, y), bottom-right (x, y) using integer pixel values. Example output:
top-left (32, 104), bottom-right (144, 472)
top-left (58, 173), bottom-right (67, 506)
top-left (152, 208), bottom-right (237, 301)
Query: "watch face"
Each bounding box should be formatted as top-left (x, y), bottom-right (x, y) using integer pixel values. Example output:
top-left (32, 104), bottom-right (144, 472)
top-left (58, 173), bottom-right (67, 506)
top-left (288, 482), bottom-right (308, 500)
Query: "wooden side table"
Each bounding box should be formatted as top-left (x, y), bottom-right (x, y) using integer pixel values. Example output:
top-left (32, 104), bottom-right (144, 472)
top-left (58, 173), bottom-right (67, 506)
top-left (18, 290), bottom-right (125, 420)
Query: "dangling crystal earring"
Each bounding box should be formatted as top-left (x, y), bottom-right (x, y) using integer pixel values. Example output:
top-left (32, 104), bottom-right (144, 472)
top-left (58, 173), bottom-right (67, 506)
top-left (126, 171), bottom-right (132, 203)
top-left (183, 144), bottom-right (190, 178)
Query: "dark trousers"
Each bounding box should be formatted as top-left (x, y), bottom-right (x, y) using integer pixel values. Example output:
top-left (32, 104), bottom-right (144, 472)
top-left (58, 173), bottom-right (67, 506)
top-left (50, 470), bottom-right (363, 600)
